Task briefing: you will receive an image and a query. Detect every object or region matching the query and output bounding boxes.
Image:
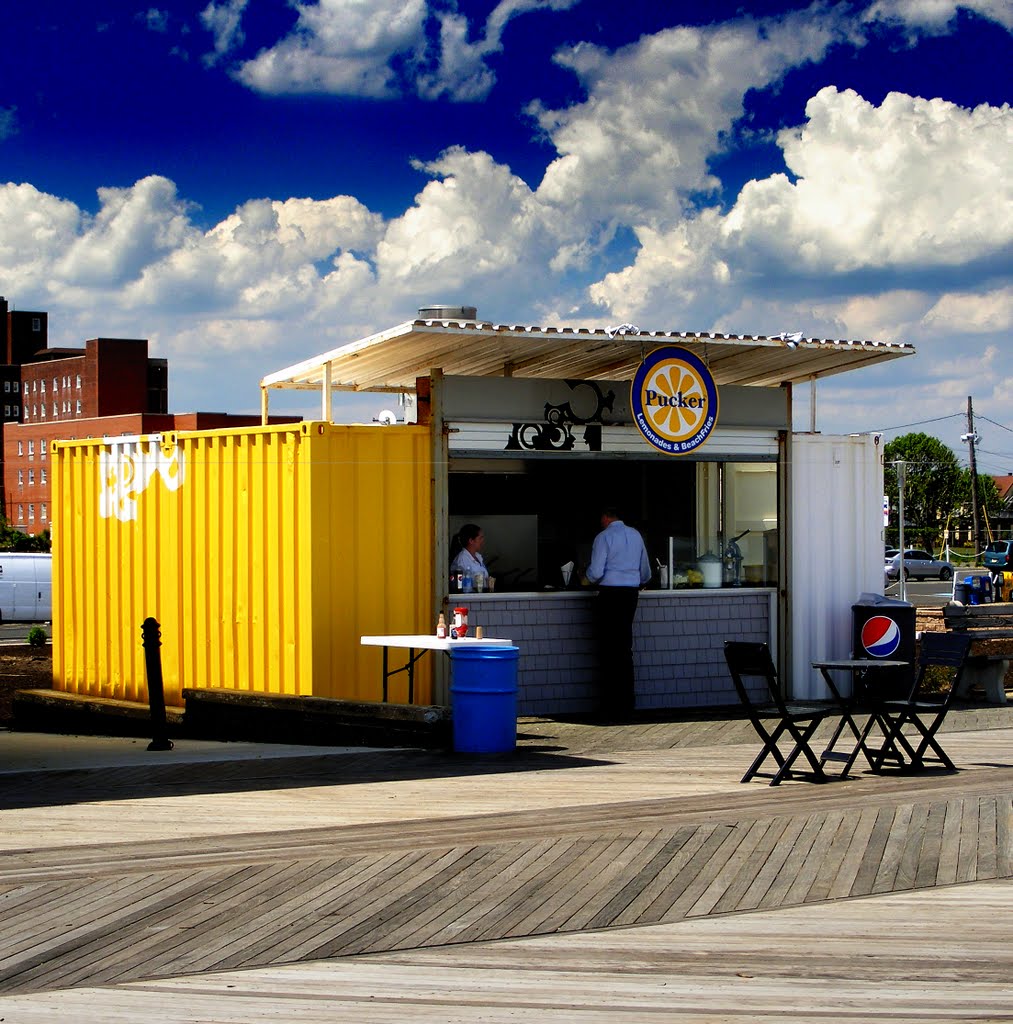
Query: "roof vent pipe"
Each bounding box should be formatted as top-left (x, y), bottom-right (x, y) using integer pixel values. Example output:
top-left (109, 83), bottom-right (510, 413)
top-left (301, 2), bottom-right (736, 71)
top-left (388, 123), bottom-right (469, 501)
top-left (418, 305), bottom-right (477, 321)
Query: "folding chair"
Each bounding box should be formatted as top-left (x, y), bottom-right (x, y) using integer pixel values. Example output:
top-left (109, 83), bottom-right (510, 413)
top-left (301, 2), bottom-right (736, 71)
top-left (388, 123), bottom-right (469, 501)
top-left (872, 631), bottom-right (972, 773)
top-left (723, 641), bottom-right (833, 785)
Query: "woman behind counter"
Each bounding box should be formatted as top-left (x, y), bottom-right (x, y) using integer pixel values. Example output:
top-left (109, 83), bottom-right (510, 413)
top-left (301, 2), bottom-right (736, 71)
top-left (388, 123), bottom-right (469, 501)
top-left (449, 524), bottom-right (489, 590)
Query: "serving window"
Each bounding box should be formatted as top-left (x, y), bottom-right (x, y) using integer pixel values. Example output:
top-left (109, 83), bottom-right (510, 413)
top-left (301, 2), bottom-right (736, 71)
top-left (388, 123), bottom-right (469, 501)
top-left (448, 456), bottom-right (778, 591)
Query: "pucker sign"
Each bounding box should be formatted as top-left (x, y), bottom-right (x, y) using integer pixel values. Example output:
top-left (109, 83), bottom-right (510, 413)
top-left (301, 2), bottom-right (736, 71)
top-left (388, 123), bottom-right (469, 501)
top-left (631, 346), bottom-right (719, 455)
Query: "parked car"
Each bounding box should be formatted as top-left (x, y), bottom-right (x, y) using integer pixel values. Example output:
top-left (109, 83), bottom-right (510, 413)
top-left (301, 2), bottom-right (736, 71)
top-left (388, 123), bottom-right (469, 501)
top-left (885, 548), bottom-right (899, 559)
top-left (884, 549), bottom-right (953, 581)
top-left (982, 540), bottom-right (1013, 572)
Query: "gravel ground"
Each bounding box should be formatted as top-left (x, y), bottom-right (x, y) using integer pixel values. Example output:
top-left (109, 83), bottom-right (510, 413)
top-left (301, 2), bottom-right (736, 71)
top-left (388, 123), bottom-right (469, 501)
top-left (0, 646), bottom-right (53, 724)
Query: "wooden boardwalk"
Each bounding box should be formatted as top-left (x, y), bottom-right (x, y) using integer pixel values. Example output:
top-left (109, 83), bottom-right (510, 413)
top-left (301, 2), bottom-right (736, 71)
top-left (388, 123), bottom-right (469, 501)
top-left (1, 710), bottom-right (1012, 1020)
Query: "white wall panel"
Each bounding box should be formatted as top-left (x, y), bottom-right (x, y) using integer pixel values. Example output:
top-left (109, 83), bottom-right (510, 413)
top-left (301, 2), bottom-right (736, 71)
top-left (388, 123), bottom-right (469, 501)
top-left (790, 434), bottom-right (886, 699)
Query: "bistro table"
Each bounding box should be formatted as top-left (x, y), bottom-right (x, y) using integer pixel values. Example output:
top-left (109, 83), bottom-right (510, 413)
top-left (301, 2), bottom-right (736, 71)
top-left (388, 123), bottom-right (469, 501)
top-left (360, 634), bottom-right (514, 703)
top-left (812, 658), bottom-right (911, 776)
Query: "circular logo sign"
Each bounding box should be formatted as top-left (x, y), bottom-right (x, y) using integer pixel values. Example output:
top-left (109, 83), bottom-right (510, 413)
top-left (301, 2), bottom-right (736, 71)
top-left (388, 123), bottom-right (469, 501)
top-left (860, 615), bottom-right (901, 658)
top-left (631, 346), bottom-right (719, 454)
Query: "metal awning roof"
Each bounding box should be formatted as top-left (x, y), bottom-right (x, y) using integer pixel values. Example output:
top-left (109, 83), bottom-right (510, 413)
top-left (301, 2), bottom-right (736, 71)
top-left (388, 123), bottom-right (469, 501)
top-left (260, 317), bottom-right (914, 396)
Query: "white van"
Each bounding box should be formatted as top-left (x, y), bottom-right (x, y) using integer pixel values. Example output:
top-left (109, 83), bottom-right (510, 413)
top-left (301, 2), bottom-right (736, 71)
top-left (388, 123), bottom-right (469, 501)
top-left (0, 552), bottom-right (52, 622)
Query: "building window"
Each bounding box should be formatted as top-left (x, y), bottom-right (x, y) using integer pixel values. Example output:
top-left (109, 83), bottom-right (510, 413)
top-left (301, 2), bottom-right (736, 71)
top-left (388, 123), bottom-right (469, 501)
top-left (28, 440), bottom-right (34, 457)
top-left (28, 470), bottom-right (34, 486)
top-left (17, 470), bottom-right (23, 486)
top-left (76, 375), bottom-right (81, 389)
top-left (41, 468), bottom-right (46, 485)
top-left (41, 504), bottom-right (47, 521)
top-left (17, 505), bottom-right (23, 522)
top-left (14, 404), bottom-right (20, 417)
top-left (17, 441), bottom-right (23, 456)
top-left (32, 318), bottom-right (41, 331)
top-left (40, 439), bottom-right (47, 455)
top-left (40, 406), bottom-right (46, 419)
top-left (28, 504), bottom-right (34, 522)
top-left (41, 380), bottom-right (46, 393)
top-left (53, 378), bottom-right (58, 391)
top-left (13, 381), bottom-right (18, 392)
top-left (31, 380), bottom-right (36, 392)
top-left (76, 400), bottom-right (82, 414)
top-left (3, 406), bottom-right (8, 418)
top-left (3, 382), bottom-right (8, 393)
top-left (52, 403), bottom-right (57, 417)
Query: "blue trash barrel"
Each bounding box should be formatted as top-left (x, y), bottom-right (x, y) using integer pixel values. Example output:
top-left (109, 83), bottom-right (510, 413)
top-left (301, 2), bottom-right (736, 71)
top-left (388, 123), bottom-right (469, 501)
top-left (965, 574), bottom-right (992, 605)
top-left (449, 645), bottom-right (519, 753)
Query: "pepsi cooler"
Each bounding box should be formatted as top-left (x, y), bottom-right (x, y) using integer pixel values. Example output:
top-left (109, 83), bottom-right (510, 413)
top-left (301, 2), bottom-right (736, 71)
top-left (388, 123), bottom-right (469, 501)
top-left (852, 594), bottom-right (915, 700)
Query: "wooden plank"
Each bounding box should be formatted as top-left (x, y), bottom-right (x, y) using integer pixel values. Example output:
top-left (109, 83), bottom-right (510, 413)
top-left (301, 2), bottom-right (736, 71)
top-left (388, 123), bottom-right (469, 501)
top-left (956, 795), bottom-right (981, 883)
top-left (755, 812), bottom-right (824, 910)
top-left (913, 800), bottom-right (947, 889)
top-left (709, 817), bottom-right (790, 914)
top-left (827, 805), bottom-right (880, 899)
top-left (978, 795), bottom-right (998, 879)
top-left (803, 810), bottom-right (856, 902)
top-left (732, 816), bottom-right (807, 911)
top-left (893, 802), bottom-right (931, 891)
top-left (681, 817), bottom-right (771, 918)
top-left (607, 825), bottom-right (711, 926)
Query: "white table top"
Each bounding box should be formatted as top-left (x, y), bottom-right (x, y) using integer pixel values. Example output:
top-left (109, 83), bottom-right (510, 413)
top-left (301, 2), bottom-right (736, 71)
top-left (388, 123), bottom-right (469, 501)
top-left (812, 659), bottom-right (909, 670)
top-left (360, 634), bottom-right (514, 652)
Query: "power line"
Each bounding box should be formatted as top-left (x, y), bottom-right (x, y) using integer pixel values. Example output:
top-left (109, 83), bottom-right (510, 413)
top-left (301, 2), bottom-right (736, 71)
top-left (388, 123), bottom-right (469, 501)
top-left (872, 413), bottom-right (965, 433)
top-left (977, 415), bottom-right (1013, 435)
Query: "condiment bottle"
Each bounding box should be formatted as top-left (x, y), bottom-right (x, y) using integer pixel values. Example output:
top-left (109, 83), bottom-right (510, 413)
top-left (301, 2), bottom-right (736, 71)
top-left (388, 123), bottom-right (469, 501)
top-left (435, 613), bottom-right (447, 639)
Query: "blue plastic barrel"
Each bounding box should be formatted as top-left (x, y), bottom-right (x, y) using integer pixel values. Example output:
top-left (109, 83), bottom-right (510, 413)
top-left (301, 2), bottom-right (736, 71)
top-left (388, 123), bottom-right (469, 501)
top-left (966, 574), bottom-right (992, 605)
top-left (449, 645), bottom-right (519, 753)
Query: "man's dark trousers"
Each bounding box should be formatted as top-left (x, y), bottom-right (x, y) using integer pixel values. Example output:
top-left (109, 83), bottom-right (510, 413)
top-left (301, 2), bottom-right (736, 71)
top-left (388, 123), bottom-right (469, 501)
top-left (594, 585), bottom-right (640, 719)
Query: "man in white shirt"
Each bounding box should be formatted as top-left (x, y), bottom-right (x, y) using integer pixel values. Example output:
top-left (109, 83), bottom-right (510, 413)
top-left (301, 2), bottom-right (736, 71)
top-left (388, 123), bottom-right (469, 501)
top-left (585, 506), bottom-right (652, 720)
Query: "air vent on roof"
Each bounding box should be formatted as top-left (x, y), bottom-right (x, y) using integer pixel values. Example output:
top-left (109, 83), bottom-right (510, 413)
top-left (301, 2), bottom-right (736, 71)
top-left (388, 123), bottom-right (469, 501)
top-left (418, 305), bottom-right (477, 321)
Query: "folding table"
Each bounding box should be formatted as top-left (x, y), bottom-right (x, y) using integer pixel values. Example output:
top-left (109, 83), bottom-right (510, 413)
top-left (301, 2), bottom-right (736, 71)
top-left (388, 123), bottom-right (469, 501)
top-left (812, 658), bottom-right (910, 775)
top-left (360, 634), bottom-right (513, 703)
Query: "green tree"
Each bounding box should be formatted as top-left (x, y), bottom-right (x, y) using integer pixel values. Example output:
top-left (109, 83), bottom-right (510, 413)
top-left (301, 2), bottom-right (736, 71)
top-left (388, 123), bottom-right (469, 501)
top-left (883, 433), bottom-right (962, 551)
top-left (953, 470), bottom-right (1003, 542)
top-left (0, 517), bottom-right (51, 552)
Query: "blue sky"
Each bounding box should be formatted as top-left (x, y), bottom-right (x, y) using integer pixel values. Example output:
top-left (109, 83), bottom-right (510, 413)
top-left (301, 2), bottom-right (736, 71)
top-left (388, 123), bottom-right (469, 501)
top-left (2, 1), bottom-right (1011, 469)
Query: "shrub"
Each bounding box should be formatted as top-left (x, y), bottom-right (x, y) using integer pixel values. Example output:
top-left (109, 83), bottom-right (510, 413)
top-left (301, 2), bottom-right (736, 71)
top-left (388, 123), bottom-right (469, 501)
top-left (26, 626), bottom-right (48, 647)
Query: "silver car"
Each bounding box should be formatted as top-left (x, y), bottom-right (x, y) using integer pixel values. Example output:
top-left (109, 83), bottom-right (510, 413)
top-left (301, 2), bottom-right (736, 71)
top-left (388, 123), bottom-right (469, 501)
top-left (885, 548), bottom-right (953, 581)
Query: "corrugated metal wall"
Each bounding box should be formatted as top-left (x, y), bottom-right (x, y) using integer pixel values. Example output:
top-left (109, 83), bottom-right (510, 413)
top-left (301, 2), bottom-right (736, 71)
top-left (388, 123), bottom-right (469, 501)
top-left (789, 433), bottom-right (885, 699)
top-left (52, 423), bottom-right (433, 707)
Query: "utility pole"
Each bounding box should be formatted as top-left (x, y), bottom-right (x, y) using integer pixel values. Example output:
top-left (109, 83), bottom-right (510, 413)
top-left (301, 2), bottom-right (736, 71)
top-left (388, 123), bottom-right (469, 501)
top-left (897, 461), bottom-right (906, 602)
top-left (964, 396), bottom-right (982, 559)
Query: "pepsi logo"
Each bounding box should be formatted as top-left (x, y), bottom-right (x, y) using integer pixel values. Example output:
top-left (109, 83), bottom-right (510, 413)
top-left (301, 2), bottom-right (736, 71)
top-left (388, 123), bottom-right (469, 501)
top-left (861, 615), bottom-right (901, 658)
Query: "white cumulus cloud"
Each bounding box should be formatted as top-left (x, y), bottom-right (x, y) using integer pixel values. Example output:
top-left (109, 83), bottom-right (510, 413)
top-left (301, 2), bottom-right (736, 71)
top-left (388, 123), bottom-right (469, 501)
top-left (201, 0), bottom-right (249, 61)
top-left (234, 0), bottom-right (579, 101)
top-left (724, 88), bottom-right (1012, 273)
top-left (530, 6), bottom-right (860, 263)
top-left (864, 0), bottom-right (1013, 32)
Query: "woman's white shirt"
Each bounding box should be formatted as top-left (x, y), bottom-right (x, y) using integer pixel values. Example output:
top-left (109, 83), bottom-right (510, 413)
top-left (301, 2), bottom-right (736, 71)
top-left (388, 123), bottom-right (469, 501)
top-left (450, 548), bottom-right (487, 578)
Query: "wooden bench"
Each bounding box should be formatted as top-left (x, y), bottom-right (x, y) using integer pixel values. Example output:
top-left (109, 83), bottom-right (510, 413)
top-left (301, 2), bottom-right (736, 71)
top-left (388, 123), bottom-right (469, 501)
top-left (940, 601), bottom-right (1013, 705)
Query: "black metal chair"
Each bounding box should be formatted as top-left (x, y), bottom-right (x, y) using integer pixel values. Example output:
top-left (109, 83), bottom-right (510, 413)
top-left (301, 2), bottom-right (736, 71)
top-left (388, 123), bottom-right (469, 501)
top-left (723, 641), bottom-right (833, 785)
top-left (871, 631), bottom-right (972, 773)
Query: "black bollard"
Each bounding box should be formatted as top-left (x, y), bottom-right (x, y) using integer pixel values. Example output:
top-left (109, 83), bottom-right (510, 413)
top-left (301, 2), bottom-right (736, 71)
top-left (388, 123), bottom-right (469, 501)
top-left (142, 617), bottom-right (174, 752)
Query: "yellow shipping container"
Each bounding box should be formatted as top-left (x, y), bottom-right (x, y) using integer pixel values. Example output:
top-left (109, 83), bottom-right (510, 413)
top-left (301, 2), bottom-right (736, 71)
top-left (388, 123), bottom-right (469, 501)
top-left (51, 422), bottom-right (433, 707)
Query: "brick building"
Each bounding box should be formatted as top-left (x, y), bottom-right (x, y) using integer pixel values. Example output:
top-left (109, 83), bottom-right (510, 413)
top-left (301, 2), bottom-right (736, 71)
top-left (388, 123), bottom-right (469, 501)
top-left (2, 298), bottom-right (295, 534)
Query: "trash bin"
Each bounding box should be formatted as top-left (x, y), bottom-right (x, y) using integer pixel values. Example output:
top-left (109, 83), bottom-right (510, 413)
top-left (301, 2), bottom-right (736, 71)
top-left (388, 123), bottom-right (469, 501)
top-left (449, 645), bottom-right (519, 753)
top-left (964, 574), bottom-right (992, 605)
top-left (852, 593), bottom-right (915, 699)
